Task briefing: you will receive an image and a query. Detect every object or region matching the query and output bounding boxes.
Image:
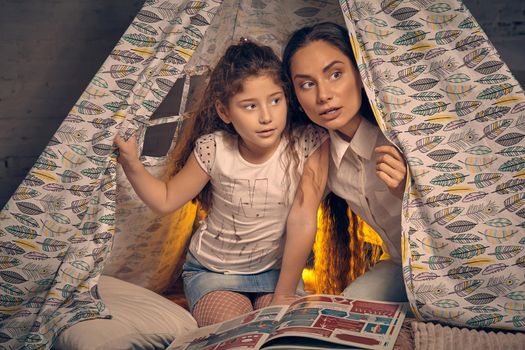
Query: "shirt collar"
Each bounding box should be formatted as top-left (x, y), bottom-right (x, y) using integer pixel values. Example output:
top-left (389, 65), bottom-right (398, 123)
top-left (329, 119), bottom-right (379, 168)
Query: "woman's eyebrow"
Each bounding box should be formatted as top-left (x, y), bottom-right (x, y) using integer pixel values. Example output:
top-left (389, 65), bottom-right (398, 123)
top-left (293, 60), bottom-right (344, 80)
top-left (322, 60), bottom-right (344, 73)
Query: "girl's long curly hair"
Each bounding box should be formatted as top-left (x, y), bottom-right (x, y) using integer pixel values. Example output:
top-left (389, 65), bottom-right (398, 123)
top-left (165, 41), bottom-right (303, 212)
top-left (282, 22), bottom-right (381, 294)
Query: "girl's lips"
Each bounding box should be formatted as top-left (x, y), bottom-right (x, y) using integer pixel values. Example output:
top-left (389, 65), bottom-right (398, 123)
top-left (257, 128), bottom-right (276, 137)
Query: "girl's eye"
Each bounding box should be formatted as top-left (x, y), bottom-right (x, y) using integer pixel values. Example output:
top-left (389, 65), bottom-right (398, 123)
top-left (244, 104), bottom-right (256, 110)
top-left (271, 97), bottom-right (281, 105)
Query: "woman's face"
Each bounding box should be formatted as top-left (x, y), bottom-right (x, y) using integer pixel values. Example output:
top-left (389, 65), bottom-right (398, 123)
top-left (290, 40), bottom-right (363, 138)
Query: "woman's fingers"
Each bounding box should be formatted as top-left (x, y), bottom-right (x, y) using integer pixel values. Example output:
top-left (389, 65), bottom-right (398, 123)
top-left (375, 147), bottom-right (406, 177)
top-left (376, 169), bottom-right (398, 189)
top-left (375, 145), bottom-right (406, 198)
top-left (376, 162), bottom-right (404, 182)
top-left (375, 145), bottom-right (403, 161)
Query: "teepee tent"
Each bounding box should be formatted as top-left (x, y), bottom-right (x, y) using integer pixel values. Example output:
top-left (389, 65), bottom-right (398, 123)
top-left (1, 0), bottom-right (524, 348)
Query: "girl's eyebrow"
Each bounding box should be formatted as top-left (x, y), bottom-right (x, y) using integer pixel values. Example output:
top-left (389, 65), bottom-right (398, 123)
top-left (293, 60), bottom-right (344, 81)
top-left (237, 91), bottom-right (283, 103)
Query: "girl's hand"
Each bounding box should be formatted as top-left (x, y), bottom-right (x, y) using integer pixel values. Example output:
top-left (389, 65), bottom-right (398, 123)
top-left (114, 133), bottom-right (141, 168)
top-left (375, 145), bottom-right (406, 199)
top-left (270, 294), bottom-right (300, 306)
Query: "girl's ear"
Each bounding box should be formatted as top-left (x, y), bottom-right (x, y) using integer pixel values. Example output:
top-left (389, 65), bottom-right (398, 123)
top-left (215, 100), bottom-right (231, 124)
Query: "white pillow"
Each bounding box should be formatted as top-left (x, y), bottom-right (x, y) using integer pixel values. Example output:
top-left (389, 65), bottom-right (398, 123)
top-left (54, 276), bottom-right (197, 350)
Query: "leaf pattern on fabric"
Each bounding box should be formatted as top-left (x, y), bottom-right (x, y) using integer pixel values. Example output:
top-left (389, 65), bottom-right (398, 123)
top-left (0, 1), bottom-right (220, 348)
top-left (340, 0), bottom-right (524, 331)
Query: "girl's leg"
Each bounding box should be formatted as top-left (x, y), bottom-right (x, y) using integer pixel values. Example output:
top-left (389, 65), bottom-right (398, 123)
top-left (341, 260), bottom-right (408, 302)
top-left (192, 291), bottom-right (253, 327)
top-left (253, 293), bottom-right (273, 309)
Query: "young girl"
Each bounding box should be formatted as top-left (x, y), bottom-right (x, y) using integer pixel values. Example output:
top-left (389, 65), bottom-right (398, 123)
top-left (282, 22), bottom-right (408, 302)
top-left (115, 40), bottom-right (329, 327)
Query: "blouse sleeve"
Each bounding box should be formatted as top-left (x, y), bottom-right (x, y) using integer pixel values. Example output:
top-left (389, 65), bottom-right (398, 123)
top-left (193, 133), bottom-right (216, 175)
top-left (299, 124), bottom-right (329, 159)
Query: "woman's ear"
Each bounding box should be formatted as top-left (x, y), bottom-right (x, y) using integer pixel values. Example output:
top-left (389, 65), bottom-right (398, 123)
top-left (215, 100), bottom-right (231, 124)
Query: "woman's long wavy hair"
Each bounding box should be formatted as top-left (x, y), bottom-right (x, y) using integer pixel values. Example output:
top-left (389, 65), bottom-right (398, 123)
top-left (282, 22), bottom-right (381, 294)
top-left (165, 41), bottom-right (302, 212)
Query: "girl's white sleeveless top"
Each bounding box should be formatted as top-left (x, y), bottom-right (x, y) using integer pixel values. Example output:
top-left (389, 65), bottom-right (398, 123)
top-left (190, 126), bottom-right (327, 274)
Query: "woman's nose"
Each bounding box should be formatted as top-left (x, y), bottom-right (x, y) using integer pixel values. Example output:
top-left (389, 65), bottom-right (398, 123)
top-left (317, 82), bottom-right (333, 104)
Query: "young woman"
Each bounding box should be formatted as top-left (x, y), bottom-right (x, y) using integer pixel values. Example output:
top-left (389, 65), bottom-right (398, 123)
top-left (115, 40), bottom-right (329, 326)
top-left (283, 22), bottom-right (408, 302)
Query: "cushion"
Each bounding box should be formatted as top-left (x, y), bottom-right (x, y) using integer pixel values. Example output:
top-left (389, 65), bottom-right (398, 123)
top-left (54, 276), bottom-right (197, 350)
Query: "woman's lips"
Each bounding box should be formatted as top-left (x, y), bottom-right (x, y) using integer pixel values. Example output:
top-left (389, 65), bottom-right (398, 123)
top-left (319, 107), bottom-right (341, 119)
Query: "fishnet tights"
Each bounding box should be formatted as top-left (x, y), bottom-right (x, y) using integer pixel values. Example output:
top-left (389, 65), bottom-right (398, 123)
top-left (192, 291), bottom-right (274, 327)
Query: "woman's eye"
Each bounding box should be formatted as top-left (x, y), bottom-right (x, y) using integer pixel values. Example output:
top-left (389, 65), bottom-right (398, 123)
top-left (331, 71), bottom-right (342, 79)
top-left (300, 81), bottom-right (314, 90)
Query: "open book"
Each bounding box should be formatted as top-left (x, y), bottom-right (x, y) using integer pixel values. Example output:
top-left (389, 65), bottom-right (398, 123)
top-left (167, 294), bottom-right (408, 350)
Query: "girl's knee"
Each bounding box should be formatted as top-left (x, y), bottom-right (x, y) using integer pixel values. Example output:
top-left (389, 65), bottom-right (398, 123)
top-left (253, 293), bottom-right (274, 309)
top-left (192, 291), bottom-right (253, 327)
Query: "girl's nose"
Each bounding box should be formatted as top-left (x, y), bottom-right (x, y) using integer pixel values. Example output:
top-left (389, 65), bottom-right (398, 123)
top-left (259, 107), bottom-right (272, 124)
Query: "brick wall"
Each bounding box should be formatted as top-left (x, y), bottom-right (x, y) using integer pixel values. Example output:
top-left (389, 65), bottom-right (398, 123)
top-left (0, 0), bottom-right (524, 207)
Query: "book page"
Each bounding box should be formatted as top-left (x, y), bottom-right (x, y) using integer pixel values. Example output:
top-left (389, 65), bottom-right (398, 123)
top-left (167, 306), bottom-right (288, 350)
top-left (263, 295), bottom-right (408, 350)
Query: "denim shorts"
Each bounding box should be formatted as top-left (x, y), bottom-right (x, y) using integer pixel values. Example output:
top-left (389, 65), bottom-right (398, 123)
top-left (181, 253), bottom-right (304, 311)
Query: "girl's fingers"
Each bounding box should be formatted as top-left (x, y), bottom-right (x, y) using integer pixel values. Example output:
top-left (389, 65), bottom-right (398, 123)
top-left (114, 134), bottom-right (124, 148)
top-left (114, 134), bottom-right (137, 148)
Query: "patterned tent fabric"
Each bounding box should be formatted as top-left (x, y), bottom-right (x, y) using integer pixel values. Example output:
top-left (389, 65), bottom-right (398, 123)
top-left (0, 1), bottom-right (221, 348)
top-left (340, 0), bottom-right (524, 331)
top-left (1, 0), bottom-right (524, 348)
top-left (0, 1), bottom-right (353, 348)
top-left (102, 116), bottom-right (198, 293)
top-left (184, 0), bottom-right (347, 75)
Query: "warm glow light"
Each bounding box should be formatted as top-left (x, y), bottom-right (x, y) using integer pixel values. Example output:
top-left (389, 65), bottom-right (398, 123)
top-left (302, 268), bottom-right (316, 294)
top-left (171, 206), bottom-right (383, 297)
top-left (308, 207), bottom-right (382, 294)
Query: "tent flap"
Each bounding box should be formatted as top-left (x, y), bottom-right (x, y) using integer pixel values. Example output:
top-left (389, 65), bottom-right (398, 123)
top-left (340, 0), bottom-right (524, 331)
top-left (0, 1), bottom-right (221, 348)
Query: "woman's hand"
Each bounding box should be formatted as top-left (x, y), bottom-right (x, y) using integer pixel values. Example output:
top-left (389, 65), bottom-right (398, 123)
top-left (114, 133), bottom-right (141, 169)
top-left (270, 293), bottom-right (300, 306)
top-left (375, 145), bottom-right (406, 199)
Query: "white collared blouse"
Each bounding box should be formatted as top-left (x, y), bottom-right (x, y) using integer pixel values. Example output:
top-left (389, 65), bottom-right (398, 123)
top-left (328, 118), bottom-right (403, 264)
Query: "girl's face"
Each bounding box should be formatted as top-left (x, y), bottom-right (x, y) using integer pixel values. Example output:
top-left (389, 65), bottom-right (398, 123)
top-left (216, 74), bottom-right (287, 162)
top-left (290, 40), bottom-right (363, 138)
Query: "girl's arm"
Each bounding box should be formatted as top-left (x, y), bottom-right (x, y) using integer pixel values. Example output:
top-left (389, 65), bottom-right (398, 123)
top-left (272, 140), bottom-right (330, 305)
top-left (114, 134), bottom-right (210, 215)
top-left (375, 145), bottom-right (407, 199)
